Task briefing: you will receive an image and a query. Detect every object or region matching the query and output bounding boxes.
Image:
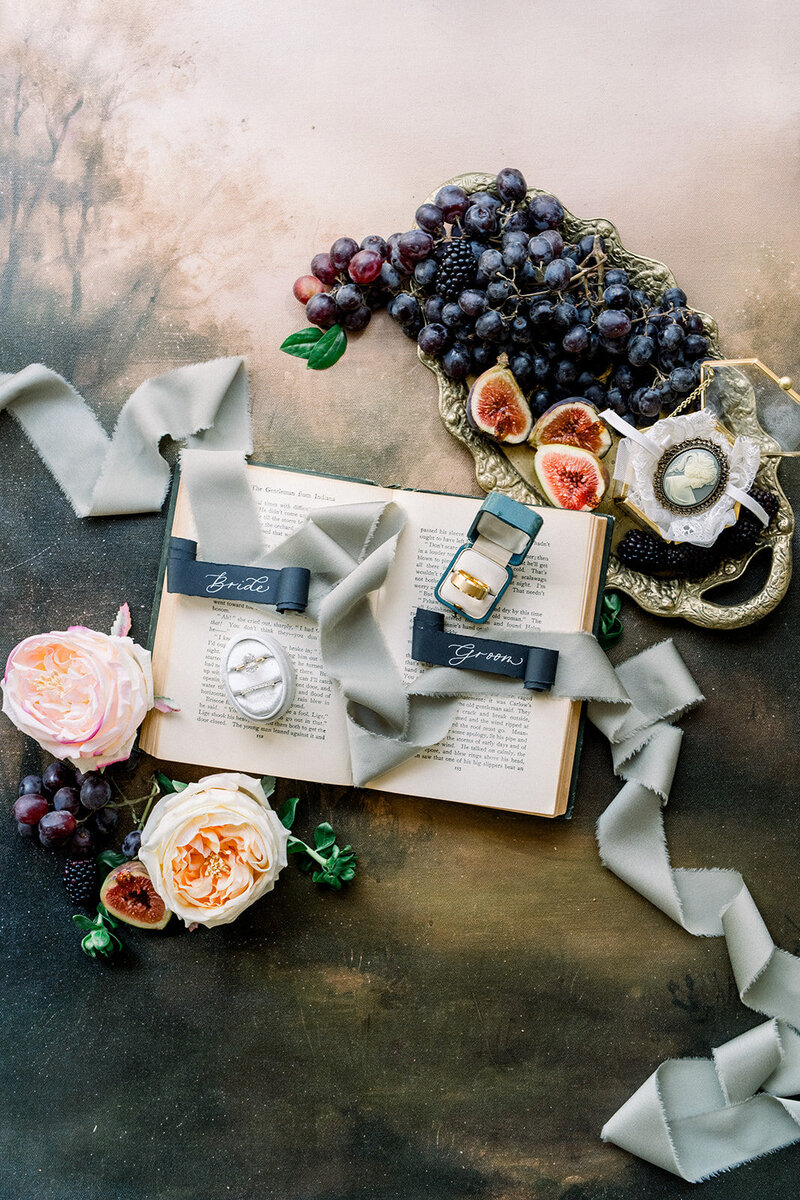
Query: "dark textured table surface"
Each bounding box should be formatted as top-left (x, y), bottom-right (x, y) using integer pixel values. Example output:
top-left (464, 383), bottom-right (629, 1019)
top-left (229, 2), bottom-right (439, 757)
top-left (3, 4), bottom-right (800, 1198)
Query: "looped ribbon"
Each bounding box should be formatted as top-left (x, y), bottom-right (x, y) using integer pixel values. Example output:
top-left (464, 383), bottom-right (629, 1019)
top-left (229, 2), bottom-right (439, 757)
top-left (4, 358), bottom-right (800, 1181)
top-left (587, 651), bottom-right (800, 1181)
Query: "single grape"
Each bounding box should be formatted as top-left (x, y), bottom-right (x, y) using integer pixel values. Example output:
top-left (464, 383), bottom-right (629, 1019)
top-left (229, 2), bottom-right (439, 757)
top-left (509, 351), bottom-right (534, 383)
top-left (92, 807), bottom-right (119, 837)
top-left (639, 389), bottom-right (662, 419)
top-left (502, 229), bottom-right (529, 248)
top-left (425, 295), bottom-right (445, 322)
top-left (122, 830), bottom-right (142, 859)
top-left (398, 230), bottom-right (434, 264)
top-left (42, 762), bottom-right (76, 796)
top-left (562, 325), bottom-right (589, 355)
top-left (528, 194), bottom-right (564, 231)
top-left (527, 235), bottom-right (554, 265)
top-left (532, 390), bottom-right (551, 417)
top-left (554, 359), bottom-right (578, 387)
top-left (434, 185), bottom-right (470, 223)
top-left (341, 305), bottom-right (371, 331)
top-left (67, 827), bottom-right (96, 858)
top-left (663, 286), bottom-right (687, 308)
top-left (17, 820), bottom-right (37, 840)
top-left (467, 191), bottom-right (500, 212)
top-left (584, 383), bottom-right (607, 408)
top-left (475, 310), bottom-right (505, 340)
top-left (479, 249), bottom-right (505, 278)
top-left (486, 279), bottom-right (512, 306)
top-left (532, 355), bottom-right (549, 381)
top-left (530, 300), bottom-right (554, 326)
top-left (660, 323), bottom-right (685, 351)
top-left (605, 268), bottom-right (629, 286)
top-left (13, 793), bottom-right (50, 825)
top-left (390, 293), bottom-right (420, 326)
top-left (441, 302), bottom-right (467, 328)
top-left (471, 343), bottom-right (496, 372)
top-left (348, 249), bottom-right (383, 284)
top-left (578, 234), bottom-right (601, 259)
top-left (53, 787), bottom-right (81, 815)
top-left (417, 323), bottom-right (449, 355)
top-left (496, 167), bottom-right (527, 203)
top-left (306, 292), bottom-right (339, 329)
top-left (360, 234), bottom-right (388, 259)
top-left (576, 303), bottom-right (593, 327)
top-left (414, 259), bottom-right (438, 289)
top-left (630, 288), bottom-right (651, 310)
top-left (544, 259), bottom-right (571, 291)
top-left (669, 367), bottom-right (695, 395)
top-left (293, 275), bottom-right (324, 304)
top-left (684, 333), bottom-right (708, 359)
top-left (539, 229), bottom-right (564, 257)
top-left (442, 344), bottom-right (471, 380)
top-left (380, 262), bottom-right (402, 291)
top-left (79, 772), bottom-right (113, 812)
top-left (603, 284), bottom-right (631, 309)
top-left (613, 363), bottom-right (635, 392)
top-left (502, 242), bottom-right (527, 270)
top-left (470, 239), bottom-right (490, 262)
top-left (38, 809), bottom-right (77, 848)
top-left (415, 204), bottom-right (444, 235)
top-left (606, 387), bottom-right (627, 415)
top-left (389, 246), bottom-right (413, 276)
top-left (552, 301), bottom-right (578, 330)
top-left (310, 252), bottom-right (337, 285)
top-left (330, 237), bottom-right (359, 270)
top-left (510, 316), bottom-right (532, 343)
top-left (597, 310), bottom-right (632, 339)
top-left (686, 312), bottom-right (705, 334)
top-left (627, 334), bottom-right (654, 367)
top-left (458, 289), bottom-right (488, 317)
top-left (504, 210), bottom-right (530, 234)
top-left (335, 283), bottom-right (364, 312)
top-left (18, 774), bottom-right (44, 797)
top-left (463, 204), bottom-right (497, 238)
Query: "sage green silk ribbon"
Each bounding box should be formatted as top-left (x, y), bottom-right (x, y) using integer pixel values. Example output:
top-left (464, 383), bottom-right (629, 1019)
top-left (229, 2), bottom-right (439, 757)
top-left (4, 358), bottom-right (800, 1181)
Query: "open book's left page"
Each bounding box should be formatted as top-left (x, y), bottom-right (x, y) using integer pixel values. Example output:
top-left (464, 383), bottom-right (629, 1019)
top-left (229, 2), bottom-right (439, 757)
top-left (141, 466), bottom-right (390, 782)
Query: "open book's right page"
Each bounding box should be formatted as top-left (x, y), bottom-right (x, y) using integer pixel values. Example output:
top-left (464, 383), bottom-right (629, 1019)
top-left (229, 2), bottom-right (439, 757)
top-left (373, 497), bottom-right (607, 816)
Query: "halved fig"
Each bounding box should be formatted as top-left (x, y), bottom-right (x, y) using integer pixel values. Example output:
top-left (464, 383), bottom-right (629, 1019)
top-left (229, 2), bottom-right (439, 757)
top-left (467, 357), bottom-right (533, 444)
top-left (100, 860), bottom-right (171, 930)
top-left (529, 398), bottom-right (612, 458)
top-left (534, 444), bottom-right (609, 511)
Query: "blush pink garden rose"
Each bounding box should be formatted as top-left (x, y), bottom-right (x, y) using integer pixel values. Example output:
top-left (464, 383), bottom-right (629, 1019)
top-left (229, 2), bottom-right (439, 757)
top-left (138, 773), bottom-right (290, 928)
top-left (1, 605), bottom-right (155, 772)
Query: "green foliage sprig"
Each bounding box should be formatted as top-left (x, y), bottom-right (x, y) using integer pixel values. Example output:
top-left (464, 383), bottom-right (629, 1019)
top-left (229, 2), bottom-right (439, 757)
top-left (280, 324), bottom-right (347, 370)
top-left (73, 904), bottom-right (122, 960)
top-left (277, 795), bottom-right (356, 890)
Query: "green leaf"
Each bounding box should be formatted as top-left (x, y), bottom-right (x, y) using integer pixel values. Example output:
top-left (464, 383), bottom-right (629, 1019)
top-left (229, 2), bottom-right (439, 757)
top-left (280, 326), bottom-right (324, 359)
top-left (279, 796), bottom-right (300, 830)
top-left (72, 915), bottom-right (96, 932)
top-left (598, 590), bottom-right (624, 650)
top-left (287, 834), bottom-right (307, 855)
top-left (307, 324), bottom-right (346, 370)
top-left (313, 822), bottom-right (336, 852)
top-left (96, 851), bottom-right (126, 879)
top-left (97, 903), bottom-right (119, 928)
top-left (155, 771), bottom-right (177, 793)
top-left (260, 775), bottom-right (277, 800)
top-left (171, 779), bottom-right (188, 792)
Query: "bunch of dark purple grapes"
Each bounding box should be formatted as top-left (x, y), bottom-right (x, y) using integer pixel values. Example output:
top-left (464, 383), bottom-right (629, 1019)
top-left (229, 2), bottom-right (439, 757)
top-left (297, 167), bottom-right (710, 424)
top-left (13, 761), bottom-right (119, 855)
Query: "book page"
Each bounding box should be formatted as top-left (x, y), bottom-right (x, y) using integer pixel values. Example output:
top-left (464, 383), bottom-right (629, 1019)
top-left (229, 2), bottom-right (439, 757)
top-left (371, 494), bottom-right (599, 815)
top-left (142, 466), bottom-right (392, 783)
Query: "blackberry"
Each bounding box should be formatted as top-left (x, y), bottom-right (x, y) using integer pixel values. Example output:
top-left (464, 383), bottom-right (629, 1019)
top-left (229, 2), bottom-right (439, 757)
top-left (63, 857), bottom-right (99, 906)
top-left (436, 239), bottom-right (476, 301)
top-left (664, 541), bottom-right (715, 578)
top-left (715, 486), bottom-right (778, 559)
top-left (617, 529), bottom-right (669, 574)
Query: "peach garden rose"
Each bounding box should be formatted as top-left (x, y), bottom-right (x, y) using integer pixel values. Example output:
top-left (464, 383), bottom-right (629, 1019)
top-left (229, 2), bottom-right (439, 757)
top-left (1, 605), bottom-right (154, 772)
top-left (138, 773), bottom-right (290, 928)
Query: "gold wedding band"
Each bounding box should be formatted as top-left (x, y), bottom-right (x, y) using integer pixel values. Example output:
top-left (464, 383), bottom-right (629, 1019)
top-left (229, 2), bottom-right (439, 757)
top-left (450, 569), bottom-right (491, 601)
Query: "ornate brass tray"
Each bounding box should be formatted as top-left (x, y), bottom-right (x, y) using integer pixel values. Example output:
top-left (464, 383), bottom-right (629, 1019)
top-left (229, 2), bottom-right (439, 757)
top-left (421, 173), bottom-right (794, 629)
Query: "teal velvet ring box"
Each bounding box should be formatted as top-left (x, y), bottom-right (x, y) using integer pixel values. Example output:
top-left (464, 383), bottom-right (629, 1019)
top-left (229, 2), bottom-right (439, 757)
top-left (434, 492), bottom-right (543, 624)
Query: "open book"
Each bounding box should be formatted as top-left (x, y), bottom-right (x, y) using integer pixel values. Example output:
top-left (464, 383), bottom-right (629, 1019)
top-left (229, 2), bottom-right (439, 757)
top-left (140, 465), bottom-right (612, 817)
